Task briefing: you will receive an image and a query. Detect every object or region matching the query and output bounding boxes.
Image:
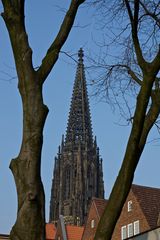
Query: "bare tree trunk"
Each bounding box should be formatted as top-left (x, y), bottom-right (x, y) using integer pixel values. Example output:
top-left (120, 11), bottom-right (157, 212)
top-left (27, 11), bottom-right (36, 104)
top-left (94, 1), bottom-right (160, 238)
top-left (1, 0), bottom-right (86, 239)
top-left (95, 75), bottom-right (154, 239)
top-left (95, 76), bottom-right (160, 240)
top-left (9, 78), bottom-right (48, 240)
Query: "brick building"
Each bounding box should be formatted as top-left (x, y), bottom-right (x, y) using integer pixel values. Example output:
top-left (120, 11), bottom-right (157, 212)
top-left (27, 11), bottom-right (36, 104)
top-left (82, 184), bottom-right (160, 240)
top-left (82, 198), bottom-right (107, 240)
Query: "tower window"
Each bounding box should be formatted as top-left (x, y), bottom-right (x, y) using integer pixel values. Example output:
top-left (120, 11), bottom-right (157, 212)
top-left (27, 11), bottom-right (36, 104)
top-left (128, 200), bottom-right (132, 212)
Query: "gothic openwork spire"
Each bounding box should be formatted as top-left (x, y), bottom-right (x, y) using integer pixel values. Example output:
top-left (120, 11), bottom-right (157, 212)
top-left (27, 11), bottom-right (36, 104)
top-left (65, 48), bottom-right (93, 145)
top-left (49, 49), bottom-right (104, 226)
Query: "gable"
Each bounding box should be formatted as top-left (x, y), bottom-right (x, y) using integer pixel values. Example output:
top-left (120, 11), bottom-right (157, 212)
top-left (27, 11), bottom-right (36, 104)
top-left (112, 189), bottom-right (150, 239)
top-left (82, 198), bottom-right (107, 240)
top-left (132, 184), bottom-right (160, 228)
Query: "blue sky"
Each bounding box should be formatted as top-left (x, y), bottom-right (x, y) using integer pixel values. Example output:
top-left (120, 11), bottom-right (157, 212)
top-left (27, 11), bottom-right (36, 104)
top-left (0, 0), bottom-right (159, 234)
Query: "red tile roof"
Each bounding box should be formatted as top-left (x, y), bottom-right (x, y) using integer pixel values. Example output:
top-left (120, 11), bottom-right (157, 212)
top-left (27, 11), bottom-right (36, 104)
top-left (46, 223), bottom-right (56, 240)
top-left (132, 184), bottom-right (160, 228)
top-left (66, 225), bottom-right (84, 240)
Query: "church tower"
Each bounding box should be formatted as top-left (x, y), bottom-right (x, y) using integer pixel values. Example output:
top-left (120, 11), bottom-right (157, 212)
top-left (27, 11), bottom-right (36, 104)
top-left (49, 49), bottom-right (104, 225)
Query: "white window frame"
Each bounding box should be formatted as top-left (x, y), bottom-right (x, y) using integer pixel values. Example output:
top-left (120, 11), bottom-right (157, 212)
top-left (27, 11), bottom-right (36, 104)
top-left (128, 200), bottom-right (132, 212)
top-left (91, 219), bottom-right (95, 229)
top-left (121, 225), bottom-right (127, 240)
top-left (134, 220), bottom-right (140, 235)
top-left (127, 223), bottom-right (133, 238)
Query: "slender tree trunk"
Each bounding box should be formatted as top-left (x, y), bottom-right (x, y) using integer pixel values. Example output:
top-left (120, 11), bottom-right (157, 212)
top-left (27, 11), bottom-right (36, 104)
top-left (1, 1), bottom-right (85, 239)
top-left (95, 76), bottom-right (156, 240)
top-left (10, 76), bottom-right (48, 240)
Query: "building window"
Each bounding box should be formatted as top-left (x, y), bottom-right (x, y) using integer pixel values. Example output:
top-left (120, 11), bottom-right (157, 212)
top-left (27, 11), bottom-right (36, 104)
top-left (128, 223), bottom-right (133, 238)
top-left (121, 221), bottom-right (140, 239)
top-left (91, 219), bottom-right (95, 228)
top-left (121, 226), bottom-right (127, 240)
top-left (128, 200), bottom-right (132, 212)
top-left (134, 220), bottom-right (140, 235)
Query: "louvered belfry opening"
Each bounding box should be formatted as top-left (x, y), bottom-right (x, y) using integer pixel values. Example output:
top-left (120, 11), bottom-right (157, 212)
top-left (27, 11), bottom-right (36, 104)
top-left (49, 49), bottom-right (104, 226)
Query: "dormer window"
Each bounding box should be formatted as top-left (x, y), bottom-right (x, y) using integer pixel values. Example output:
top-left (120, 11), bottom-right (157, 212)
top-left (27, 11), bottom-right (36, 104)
top-left (91, 219), bottom-right (95, 228)
top-left (128, 200), bottom-right (132, 212)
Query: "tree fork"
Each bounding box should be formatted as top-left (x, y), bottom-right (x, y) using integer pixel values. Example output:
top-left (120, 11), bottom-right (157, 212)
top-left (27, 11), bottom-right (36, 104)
top-left (1, 1), bottom-right (86, 239)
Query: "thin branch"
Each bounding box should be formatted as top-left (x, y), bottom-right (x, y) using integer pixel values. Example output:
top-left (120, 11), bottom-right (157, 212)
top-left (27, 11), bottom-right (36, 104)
top-left (127, 67), bottom-right (142, 85)
top-left (37, 0), bottom-right (86, 83)
top-left (125, 0), bottom-right (147, 70)
top-left (139, 0), bottom-right (160, 27)
top-left (139, 92), bottom-right (160, 149)
top-left (60, 51), bottom-right (78, 64)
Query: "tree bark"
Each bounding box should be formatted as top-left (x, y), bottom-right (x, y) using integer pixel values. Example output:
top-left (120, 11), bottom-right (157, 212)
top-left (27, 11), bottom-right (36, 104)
top-left (95, 75), bottom-right (155, 240)
top-left (10, 77), bottom-right (48, 240)
top-left (1, 0), bottom-right (86, 239)
top-left (94, 1), bottom-right (160, 239)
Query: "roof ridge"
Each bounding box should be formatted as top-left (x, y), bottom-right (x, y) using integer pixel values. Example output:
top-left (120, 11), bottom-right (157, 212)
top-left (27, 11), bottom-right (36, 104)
top-left (132, 184), bottom-right (160, 191)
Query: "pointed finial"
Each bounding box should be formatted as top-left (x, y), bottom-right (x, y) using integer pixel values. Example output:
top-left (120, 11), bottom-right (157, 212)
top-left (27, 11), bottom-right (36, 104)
top-left (78, 48), bottom-right (84, 64)
top-left (58, 145), bottom-right (61, 154)
top-left (94, 136), bottom-right (97, 146)
top-left (61, 134), bottom-right (64, 146)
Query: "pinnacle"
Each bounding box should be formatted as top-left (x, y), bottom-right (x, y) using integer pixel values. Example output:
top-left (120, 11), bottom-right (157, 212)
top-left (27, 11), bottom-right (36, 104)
top-left (78, 48), bottom-right (84, 64)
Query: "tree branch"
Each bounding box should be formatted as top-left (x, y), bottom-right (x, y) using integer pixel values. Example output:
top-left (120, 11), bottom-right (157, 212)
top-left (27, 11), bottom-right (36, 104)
top-left (37, 0), bottom-right (85, 83)
top-left (124, 0), bottom-right (133, 23)
top-left (151, 46), bottom-right (160, 74)
top-left (106, 64), bottom-right (142, 85)
top-left (124, 0), bottom-right (147, 71)
top-left (139, 91), bottom-right (160, 149)
top-left (139, 0), bottom-right (160, 27)
top-left (1, 0), bottom-right (12, 10)
top-left (1, 0), bottom-right (33, 83)
top-left (2, 0), bottom-right (25, 18)
top-left (127, 68), bottom-right (142, 85)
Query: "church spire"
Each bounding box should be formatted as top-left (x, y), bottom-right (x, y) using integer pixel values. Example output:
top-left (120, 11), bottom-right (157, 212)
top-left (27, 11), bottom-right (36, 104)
top-left (49, 49), bottom-right (104, 226)
top-left (65, 48), bottom-right (93, 145)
